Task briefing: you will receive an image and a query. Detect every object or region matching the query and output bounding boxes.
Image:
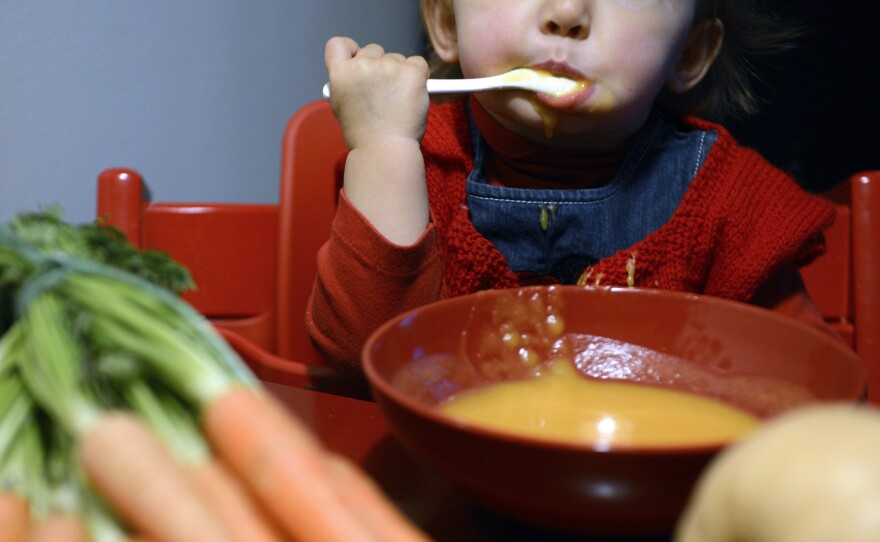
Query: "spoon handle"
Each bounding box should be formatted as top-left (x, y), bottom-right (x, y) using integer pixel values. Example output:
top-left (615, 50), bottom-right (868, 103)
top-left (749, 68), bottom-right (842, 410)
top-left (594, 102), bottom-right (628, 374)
top-left (322, 74), bottom-right (520, 100)
top-left (321, 70), bottom-right (576, 99)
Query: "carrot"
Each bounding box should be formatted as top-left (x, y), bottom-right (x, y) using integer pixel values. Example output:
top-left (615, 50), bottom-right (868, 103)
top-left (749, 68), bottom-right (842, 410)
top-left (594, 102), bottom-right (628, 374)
top-left (0, 492), bottom-right (30, 542)
top-left (40, 273), bottom-right (423, 540)
top-left (203, 386), bottom-right (380, 541)
top-left (14, 295), bottom-right (228, 542)
top-left (324, 453), bottom-right (432, 542)
top-left (120, 379), bottom-right (283, 542)
top-left (25, 513), bottom-right (87, 542)
top-left (187, 457), bottom-right (285, 542)
top-left (78, 411), bottom-right (231, 542)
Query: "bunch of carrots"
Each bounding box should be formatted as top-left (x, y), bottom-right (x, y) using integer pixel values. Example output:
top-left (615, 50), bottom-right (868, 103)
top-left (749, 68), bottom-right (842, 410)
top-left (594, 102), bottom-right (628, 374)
top-left (0, 210), bottom-right (430, 542)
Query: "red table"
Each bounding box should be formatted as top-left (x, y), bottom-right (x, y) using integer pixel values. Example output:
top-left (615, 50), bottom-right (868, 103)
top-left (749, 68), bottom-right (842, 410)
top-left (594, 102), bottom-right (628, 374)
top-left (265, 382), bottom-right (673, 542)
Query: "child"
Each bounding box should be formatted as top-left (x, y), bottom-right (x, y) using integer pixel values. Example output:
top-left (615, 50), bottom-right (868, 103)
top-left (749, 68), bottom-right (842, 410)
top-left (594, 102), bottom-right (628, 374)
top-left (309, 0), bottom-right (836, 373)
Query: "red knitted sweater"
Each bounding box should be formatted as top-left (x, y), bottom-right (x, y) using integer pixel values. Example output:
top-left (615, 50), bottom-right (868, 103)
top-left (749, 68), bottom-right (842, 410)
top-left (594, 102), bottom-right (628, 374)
top-left (422, 101), bottom-right (835, 302)
top-left (307, 101), bottom-right (836, 371)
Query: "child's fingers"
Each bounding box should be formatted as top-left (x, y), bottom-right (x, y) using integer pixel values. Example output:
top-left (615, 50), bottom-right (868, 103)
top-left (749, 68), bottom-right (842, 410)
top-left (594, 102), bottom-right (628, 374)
top-left (405, 55), bottom-right (430, 75)
top-left (324, 36), bottom-right (361, 69)
top-left (381, 52), bottom-right (408, 64)
top-left (355, 43), bottom-right (388, 59)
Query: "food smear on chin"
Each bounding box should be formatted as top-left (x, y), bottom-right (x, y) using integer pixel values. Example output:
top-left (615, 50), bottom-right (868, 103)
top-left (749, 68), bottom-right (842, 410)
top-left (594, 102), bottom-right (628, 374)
top-left (521, 71), bottom-right (583, 139)
top-left (530, 98), bottom-right (565, 138)
top-left (497, 69), bottom-right (590, 139)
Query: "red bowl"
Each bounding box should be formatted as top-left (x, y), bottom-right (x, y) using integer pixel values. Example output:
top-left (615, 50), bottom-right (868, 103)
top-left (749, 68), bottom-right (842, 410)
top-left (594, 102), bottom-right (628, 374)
top-left (362, 286), bottom-right (867, 536)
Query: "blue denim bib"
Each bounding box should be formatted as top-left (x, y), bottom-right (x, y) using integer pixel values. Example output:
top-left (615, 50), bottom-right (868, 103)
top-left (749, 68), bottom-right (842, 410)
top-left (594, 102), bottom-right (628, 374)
top-left (465, 109), bottom-right (718, 284)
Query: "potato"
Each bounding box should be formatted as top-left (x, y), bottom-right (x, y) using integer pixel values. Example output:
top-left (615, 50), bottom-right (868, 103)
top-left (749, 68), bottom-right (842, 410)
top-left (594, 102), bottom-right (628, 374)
top-left (675, 404), bottom-right (880, 542)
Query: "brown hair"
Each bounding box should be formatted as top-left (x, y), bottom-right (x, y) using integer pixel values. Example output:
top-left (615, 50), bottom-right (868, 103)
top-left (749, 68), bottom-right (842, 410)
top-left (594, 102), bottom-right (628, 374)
top-left (421, 0), bottom-right (803, 121)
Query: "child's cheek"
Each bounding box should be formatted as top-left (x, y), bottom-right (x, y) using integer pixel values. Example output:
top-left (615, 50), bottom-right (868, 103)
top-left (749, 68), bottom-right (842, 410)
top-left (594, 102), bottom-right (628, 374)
top-left (456, 16), bottom-right (524, 78)
top-left (609, 0), bottom-right (673, 12)
top-left (458, 37), bottom-right (522, 78)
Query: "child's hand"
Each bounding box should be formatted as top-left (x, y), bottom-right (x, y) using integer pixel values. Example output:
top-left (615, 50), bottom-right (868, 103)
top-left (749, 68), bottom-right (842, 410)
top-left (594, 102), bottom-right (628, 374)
top-left (324, 37), bottom-right (430, 151)
top-left (322, 37), bottom-right (432, 246)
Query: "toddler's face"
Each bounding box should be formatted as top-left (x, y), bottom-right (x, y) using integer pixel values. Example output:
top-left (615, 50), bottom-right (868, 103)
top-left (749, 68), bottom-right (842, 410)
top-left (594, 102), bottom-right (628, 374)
top-left (446, 0), bottom-right (699, 147)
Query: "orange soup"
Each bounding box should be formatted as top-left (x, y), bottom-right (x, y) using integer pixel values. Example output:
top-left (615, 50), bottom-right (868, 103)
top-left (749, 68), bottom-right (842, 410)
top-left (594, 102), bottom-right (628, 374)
top-left (439, 360), bottom-right (760, 448)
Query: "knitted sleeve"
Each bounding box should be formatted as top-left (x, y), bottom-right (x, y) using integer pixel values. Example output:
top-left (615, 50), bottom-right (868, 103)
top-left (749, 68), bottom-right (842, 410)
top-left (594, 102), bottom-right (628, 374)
top-left (305, 190), bottom-right (443, 374)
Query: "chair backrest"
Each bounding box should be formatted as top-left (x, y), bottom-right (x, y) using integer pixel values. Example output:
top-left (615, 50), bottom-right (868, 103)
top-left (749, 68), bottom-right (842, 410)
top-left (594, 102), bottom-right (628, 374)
top-left (94, 101), bottom-right (347, 369)
top-left (96, 168), bottom-right (280, 352)
top-left (801, 171), bottom-right (880, 403)
top-left (274, 100), bottom-right (347, 365)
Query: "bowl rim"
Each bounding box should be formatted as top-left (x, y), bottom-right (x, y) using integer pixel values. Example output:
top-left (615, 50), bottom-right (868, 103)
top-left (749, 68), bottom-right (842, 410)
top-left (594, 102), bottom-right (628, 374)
top-left (362, 286), bottom-right (868, 455)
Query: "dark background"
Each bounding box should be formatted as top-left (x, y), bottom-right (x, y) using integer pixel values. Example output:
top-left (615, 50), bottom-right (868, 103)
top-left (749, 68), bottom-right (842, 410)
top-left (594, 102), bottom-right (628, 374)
top-left (726, 1), bottom-right (880, 192)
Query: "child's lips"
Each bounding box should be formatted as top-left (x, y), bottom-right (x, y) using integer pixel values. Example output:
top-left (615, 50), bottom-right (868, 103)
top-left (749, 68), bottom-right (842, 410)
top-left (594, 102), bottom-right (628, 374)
top-left (536, 83), bottom-right (593, 107)
top-left (528, 62), bottom-right (593, 108)
top-left (531, 80), bottom-right (595, 111)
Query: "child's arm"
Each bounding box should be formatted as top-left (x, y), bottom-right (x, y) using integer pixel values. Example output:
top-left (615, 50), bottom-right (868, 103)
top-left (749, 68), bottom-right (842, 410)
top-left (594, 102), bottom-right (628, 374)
top-left (324, 37), bottom-right (431, 245)
top-left (306, 191), bottom-right (443, 373)
top-left (307, 39), bottom-right (440, 371)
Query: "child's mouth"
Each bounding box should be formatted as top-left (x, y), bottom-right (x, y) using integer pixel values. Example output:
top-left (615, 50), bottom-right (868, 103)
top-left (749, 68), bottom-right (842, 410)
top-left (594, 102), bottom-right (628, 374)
top-left (517, 65), bottom-right (594, 138)
top-left (527, 64), bottom-right (593, 106)
top-left (534, 83), bottom-right (594, 109)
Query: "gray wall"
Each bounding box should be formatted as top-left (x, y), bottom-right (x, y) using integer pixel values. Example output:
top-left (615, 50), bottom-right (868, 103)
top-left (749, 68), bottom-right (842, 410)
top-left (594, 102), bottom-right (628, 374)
top-left (0, 1), bottom-right (422, 224)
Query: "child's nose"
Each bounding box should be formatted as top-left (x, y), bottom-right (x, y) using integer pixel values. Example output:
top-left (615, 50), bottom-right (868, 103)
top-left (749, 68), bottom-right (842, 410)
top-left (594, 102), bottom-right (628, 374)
top-left (541, 0), bottom-right (590, 39)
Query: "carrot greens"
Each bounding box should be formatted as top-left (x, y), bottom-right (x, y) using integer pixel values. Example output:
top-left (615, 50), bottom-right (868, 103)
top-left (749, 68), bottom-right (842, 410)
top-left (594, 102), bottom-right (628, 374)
top-left (0, 209), bottom-right (249, 540)
top-left (0, 209), bottom-right (429, 541)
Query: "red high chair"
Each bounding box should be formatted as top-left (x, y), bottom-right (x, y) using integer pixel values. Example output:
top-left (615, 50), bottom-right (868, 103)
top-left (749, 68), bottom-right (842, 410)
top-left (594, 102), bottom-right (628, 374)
top-left (274, 100), bottom-right (347, 367)
top-left (95, 101), bottom-right (359, 397)
top-left (96, 168), bottom-right (280, 351)
top-left (801, 171), bottom-right (880, 403)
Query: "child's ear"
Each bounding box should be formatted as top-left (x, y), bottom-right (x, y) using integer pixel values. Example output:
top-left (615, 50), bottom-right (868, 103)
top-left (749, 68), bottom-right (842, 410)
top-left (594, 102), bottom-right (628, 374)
top-left (422, 0), bottom-right (459, 63)
top-left (667, 19), bottom-right (724, 94)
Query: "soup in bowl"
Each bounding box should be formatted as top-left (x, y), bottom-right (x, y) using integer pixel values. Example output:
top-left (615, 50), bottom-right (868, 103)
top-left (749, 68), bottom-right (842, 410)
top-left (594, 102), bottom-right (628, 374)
top-left (362, 286), bottom-right (867, 535)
